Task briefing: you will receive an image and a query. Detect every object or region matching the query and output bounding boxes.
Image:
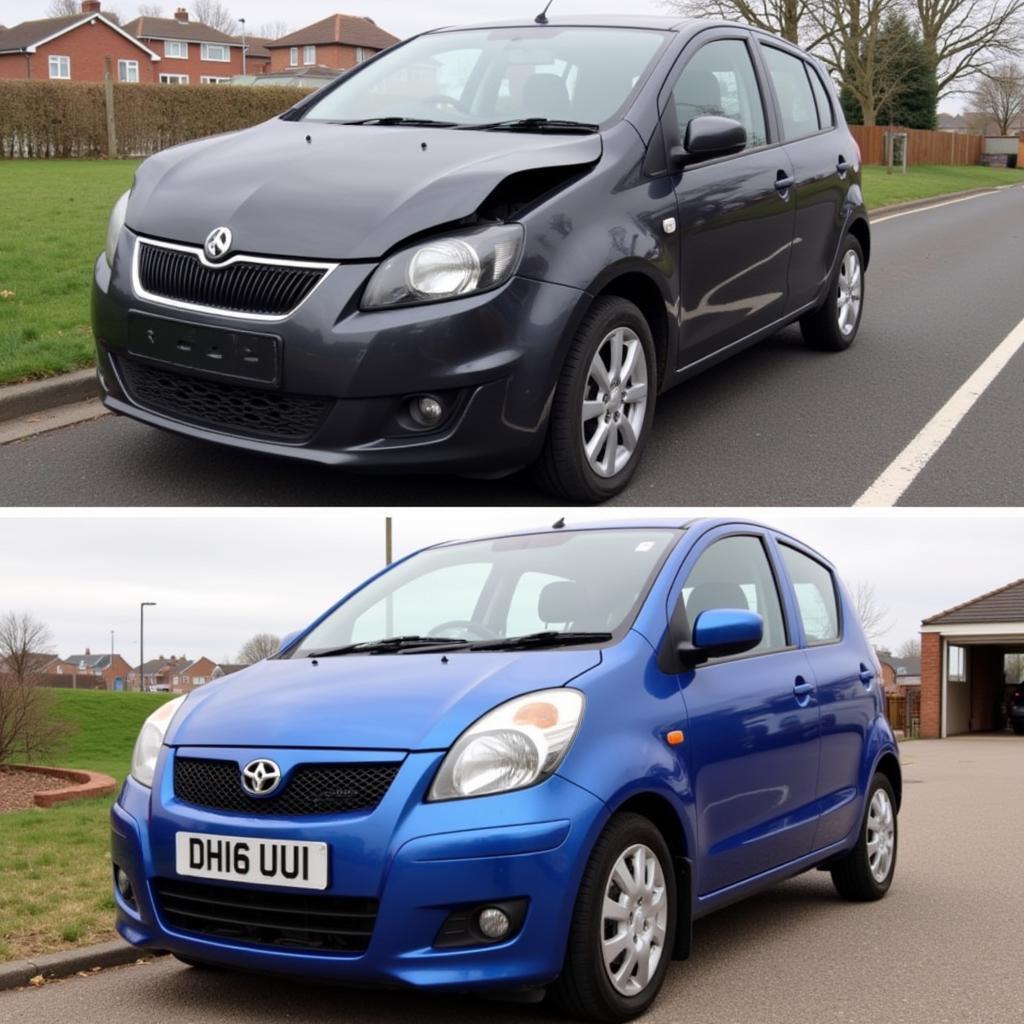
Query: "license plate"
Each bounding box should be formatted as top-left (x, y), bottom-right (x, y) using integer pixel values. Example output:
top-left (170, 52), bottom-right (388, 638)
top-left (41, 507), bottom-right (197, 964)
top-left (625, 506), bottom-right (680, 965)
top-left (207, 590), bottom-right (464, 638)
top-left (127, 313), bottom-right (280, 385)
top-left (175, 832), bottom-right (328, 890)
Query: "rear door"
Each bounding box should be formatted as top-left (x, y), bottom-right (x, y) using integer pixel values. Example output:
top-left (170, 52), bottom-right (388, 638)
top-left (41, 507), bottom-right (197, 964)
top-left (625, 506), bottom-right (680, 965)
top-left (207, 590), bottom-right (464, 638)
top-left (775, 539), bottom-right (876, 850)
top-left (757, 43), bottom-right (850, 309)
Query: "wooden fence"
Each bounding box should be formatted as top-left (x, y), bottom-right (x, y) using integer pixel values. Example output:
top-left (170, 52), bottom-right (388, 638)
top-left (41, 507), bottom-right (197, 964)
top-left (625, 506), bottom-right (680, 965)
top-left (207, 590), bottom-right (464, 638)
top-left (849, 125), bottom-right (983, 166)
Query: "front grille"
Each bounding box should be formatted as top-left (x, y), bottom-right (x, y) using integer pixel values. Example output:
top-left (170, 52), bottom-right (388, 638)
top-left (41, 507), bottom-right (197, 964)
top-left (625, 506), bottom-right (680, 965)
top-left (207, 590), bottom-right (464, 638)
top-left (153, 878), bottom-right (377, 954)
top-left (174, 757), bottom-right (400, 815)
top-left (117, 358), bottom-right (331, 444)
top-left (137, 241), bottom-right (327, 317)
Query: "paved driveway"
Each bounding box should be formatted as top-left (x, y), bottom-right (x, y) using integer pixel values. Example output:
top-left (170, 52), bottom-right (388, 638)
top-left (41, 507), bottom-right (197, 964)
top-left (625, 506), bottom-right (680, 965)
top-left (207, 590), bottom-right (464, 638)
top-left (2, 735), bottom-right (1021, 1024)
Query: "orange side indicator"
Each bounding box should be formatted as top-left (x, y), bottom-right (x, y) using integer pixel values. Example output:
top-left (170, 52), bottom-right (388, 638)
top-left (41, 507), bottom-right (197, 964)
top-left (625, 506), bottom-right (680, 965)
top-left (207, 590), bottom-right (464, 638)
top-left (514, 702), bottom-right (559, 729)
top-left (666, 730), bottom-right (684, 746)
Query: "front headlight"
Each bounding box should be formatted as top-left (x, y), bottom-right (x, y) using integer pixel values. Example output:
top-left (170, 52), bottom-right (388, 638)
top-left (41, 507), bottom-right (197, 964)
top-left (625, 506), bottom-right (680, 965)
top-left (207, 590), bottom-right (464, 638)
top-left (361, 223), bottom-right (524, 309)
top-left (130, 695), bottom-right (186, 787)
top-left (105, 190), bottom-right (130, 267)
top-left (428, 688), bottom-right (584, 801)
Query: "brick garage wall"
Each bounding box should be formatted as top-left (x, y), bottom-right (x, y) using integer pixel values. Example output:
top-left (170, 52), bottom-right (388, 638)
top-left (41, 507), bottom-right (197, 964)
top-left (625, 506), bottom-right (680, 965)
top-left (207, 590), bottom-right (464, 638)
top-left (31, 19), bottom-right (158, 82)
top-left (920, 631), bottom-right (942, 737)
top-left (140, 38), bottom-right (243, 83)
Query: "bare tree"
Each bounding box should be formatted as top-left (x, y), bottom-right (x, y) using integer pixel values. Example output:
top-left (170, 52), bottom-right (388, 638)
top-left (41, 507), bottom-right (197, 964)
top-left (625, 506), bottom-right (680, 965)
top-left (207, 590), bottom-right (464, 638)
top-left (255, 20), bottom-right (290, 39)
top-left (915, 0), bottom-right (1024, 98)
top-left (896, 636), bottom-right (921, 658)
top-left (237, 632), bottom-right (281, 665)
top-left (191, 0), bottom-right (237, 34)
top-left (46, 0), bottom-right (81, 15)
top-left (852, 581), bottom-right (894, 644)
top-left (137, 3), bottom-right (164, 15)
top-left (659, 0), bottom-right (827, 47)
top-left (0, 612), bottom-right (69, 766)
top-left (970, 62), bottom-right (1024, 132)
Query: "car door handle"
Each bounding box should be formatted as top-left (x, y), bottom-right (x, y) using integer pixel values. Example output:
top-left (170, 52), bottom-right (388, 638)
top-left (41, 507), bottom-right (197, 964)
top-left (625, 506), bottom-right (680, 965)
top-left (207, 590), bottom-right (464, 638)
top-left (793, 677), bottom-right (814, 699)
top-left (837, 156), bottom-right (852, 177)
top-left (774, 171), bottom-right (795, 195)
top-left (859, 663), bottom-right (875, 686)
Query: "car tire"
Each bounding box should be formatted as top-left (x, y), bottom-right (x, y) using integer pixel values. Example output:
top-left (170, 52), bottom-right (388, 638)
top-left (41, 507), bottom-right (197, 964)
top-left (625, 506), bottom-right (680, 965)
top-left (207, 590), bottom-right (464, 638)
top-left (548, 812), bottom-right (676, 1023)
top-left (533, 296), bottom-right (657, 503)
top-left (800, 233), bottom-right (866, 352)
top-left (829, 772), bottom-right (897, 901)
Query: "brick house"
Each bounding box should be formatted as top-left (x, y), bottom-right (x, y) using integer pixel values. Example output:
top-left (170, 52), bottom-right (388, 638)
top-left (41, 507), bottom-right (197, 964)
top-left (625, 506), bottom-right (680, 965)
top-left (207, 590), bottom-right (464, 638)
top-left (233, 34), bottom-right (271, 75)
top-left (920, 578), bottom-right (1024, 737)
top-left (266, 14), bottom-right (399, 74)
top-left (170, 656), bottom-right (218, 692)
top-left (123, 8), bottom-right (246, 85)
top-left (875, 650), bottom-right (921, 694)
top-left (0, 1), bottom-right (160, 83)
top-left (61, 649), bottom-right (134, 690)
top-left (133, 654), bottom-right (190, 691)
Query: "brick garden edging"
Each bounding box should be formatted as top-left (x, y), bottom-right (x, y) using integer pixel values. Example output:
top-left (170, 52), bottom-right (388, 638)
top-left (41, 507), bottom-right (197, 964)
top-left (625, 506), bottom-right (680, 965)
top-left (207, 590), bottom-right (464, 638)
top-left (9, 764), bottom-right (117, 807)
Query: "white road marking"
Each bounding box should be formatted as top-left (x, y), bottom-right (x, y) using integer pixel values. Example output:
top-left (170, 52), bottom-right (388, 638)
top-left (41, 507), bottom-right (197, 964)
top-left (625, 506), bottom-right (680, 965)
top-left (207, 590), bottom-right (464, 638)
top-left (871, 188), bottom-right (1011, 224)
top-left (855, 312), bottom-right (1024, 506)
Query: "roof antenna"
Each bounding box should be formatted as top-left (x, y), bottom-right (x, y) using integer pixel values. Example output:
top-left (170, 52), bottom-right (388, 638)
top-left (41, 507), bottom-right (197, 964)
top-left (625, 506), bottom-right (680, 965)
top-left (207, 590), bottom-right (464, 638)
top-left (552, 516), bottom-right (566, 529)
top-left (535, 0), bottom-right (555, 24)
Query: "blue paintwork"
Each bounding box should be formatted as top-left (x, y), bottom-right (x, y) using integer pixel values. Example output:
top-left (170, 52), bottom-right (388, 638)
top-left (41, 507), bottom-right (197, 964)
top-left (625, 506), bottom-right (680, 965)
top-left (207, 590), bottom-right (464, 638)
top-left (113, 517), bottom-right (899, 990)
top-left (691, 608), bottom-right (763, 653)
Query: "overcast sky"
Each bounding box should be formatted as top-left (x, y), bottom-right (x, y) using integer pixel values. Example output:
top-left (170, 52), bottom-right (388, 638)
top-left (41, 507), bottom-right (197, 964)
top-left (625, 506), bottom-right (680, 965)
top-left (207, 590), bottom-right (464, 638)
top-left (1, 509), bottom-right (1020, 665)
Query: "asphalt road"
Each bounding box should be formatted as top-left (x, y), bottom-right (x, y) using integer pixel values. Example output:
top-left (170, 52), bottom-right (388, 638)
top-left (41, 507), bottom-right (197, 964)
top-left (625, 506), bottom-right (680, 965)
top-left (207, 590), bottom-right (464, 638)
top-left (2, 187), bottom-right (1023, 506)
top-left (2, 735), bottom-right (1021, 1024)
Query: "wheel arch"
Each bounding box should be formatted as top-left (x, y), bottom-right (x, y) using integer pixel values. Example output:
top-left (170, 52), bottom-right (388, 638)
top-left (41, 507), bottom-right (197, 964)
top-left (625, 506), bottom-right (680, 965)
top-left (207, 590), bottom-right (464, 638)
top-left (847, 215), bottom-right (871, 269)
top-left (873, 750), bottom-right (902, 812)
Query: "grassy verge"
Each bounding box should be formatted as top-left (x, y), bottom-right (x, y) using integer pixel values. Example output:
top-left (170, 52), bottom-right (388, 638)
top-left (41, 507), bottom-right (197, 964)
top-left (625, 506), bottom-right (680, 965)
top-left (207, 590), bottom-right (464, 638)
top-left (862, 163), bottom-right (1024, 209)
top-left (0, 690), bottom-right (172, 961)
top-left (0, 160), bottom-right (139, 385)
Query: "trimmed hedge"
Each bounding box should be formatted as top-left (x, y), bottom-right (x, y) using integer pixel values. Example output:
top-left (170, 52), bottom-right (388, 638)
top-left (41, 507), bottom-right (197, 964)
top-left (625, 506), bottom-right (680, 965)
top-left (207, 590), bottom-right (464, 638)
top-left (0, 80), bottom-right (311, 159)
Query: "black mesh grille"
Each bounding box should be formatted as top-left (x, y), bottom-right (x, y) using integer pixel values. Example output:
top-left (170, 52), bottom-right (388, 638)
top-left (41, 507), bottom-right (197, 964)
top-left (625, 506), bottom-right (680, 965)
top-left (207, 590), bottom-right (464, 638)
top-left (153, 878), bottom-right (377, 954)
top-left (138, 242), bottom-right (326, 317)
top-left (117, 358), bottom-right (332, 444)
top-left (174, 757), bottom-right (400, 815)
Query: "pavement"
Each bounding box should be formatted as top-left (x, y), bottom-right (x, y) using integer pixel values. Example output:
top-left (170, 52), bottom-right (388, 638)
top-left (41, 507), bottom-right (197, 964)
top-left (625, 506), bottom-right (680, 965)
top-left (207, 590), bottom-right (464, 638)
top-left (1, 187), bottom-right (1023, 506)
top-left (1, 734), bottom-right (1021, 1024)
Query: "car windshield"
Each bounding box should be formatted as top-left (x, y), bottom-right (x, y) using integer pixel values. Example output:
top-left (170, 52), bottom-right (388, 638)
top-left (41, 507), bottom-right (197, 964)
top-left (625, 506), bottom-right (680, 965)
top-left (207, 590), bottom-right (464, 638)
top-left (301, 26), bottom-right (667, 128)
top-left (289, 528), bottom-right (680, 655)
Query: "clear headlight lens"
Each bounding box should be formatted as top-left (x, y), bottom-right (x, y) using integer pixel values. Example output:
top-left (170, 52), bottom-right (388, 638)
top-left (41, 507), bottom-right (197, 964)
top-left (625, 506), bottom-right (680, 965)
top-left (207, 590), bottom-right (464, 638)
top-left (130, 695), bottom-right (185, 787)
top-left (361, 223), bottom-right (524, 309)
top-left (428, 688), bottom-right (584, 801)
top-left (105, 190), bottom-right (130, 267)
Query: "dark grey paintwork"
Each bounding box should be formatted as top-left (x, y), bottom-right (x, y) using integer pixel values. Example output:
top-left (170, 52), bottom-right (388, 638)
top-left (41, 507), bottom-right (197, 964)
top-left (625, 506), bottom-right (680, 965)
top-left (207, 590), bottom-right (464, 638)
top-left (92, 15), bottom-right (869, 479)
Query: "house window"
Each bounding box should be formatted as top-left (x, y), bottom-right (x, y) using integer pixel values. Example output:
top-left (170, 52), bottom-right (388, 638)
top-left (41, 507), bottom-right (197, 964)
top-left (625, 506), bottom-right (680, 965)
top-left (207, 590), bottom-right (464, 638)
top-left (303, 44), bottom-right (315, 65)
top-left (947, 644), bottom-right (966, 682)
top-left (201, 76), bottom-right (231, 83)
top-left (118, 59), bottom-right (139, 83)
top-left (289, 46), bottom-right (298, 66)
top-left (159, 73), bottom-right (190, 84)
top-left (201, 42), bottom-right (230, 62)
top-left (355, 46), bottom-right (365, 63)
top-left (49, 55), bottom-right (71, 79)
top-left (165, 39), bottom-right (188, 58)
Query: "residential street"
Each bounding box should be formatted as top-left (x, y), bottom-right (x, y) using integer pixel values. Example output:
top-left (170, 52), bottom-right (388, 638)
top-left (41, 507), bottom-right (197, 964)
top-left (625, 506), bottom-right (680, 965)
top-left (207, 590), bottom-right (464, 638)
top-left (2, 736), bottom-right (1021, 1024)
top-left (2, 186), bottom-right (1023, 506)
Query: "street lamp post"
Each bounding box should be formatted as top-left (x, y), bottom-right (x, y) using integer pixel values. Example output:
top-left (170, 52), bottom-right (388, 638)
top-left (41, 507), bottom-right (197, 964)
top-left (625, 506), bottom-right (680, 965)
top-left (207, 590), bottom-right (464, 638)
top-left (139, 602), bottom-right (156, 692)
top-left (239, 17), bottom-right (247, 76)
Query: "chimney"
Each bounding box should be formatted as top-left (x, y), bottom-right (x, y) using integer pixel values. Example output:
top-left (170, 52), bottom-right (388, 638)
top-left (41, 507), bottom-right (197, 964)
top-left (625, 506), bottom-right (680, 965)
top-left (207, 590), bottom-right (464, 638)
top-left (174, 6), bottom-right (188, 22)
top-left (81, 0), bottom-right (101, 12)
top-left (85, 647), bottom-right (91, 655)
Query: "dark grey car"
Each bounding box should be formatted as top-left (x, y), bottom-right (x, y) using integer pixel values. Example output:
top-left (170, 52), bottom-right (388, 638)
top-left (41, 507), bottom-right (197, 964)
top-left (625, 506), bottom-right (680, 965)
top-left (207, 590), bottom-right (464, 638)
top-left (93, 14), bottom-right (870, 502)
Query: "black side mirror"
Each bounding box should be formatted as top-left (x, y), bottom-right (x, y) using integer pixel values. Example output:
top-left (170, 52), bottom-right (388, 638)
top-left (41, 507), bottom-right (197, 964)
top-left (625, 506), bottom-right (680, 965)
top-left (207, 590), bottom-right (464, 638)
top-left (671, 115), bottom-right (747, 167)
top-left (677, 608), bottom-right (763, 667)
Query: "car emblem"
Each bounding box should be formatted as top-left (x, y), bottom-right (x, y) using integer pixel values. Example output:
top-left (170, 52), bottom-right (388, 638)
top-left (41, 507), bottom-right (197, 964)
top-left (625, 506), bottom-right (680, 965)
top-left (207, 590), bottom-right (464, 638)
top-left (204, 225), bottom-right (233, 262)
top-left (241, 758), bottom-right (281, 796)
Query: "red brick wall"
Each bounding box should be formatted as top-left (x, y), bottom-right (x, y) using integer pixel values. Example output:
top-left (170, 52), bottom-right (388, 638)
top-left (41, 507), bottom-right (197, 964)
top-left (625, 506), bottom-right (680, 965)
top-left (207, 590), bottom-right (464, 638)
top-left (9, 19), bottom-right (160, 82)
top-left (268, 42), bottom-right (369, 73)
top-left (138, 36), bottom-right (243, 83)
top-left (920, 631), bottom-right (942, 738)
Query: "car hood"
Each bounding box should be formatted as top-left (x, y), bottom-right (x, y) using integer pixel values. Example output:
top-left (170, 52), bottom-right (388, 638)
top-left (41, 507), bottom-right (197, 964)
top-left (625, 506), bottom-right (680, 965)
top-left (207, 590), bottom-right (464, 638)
top-left (127, 117), bottom-right (602, 261)
top-left (166, 648), bottom-right (602, 751)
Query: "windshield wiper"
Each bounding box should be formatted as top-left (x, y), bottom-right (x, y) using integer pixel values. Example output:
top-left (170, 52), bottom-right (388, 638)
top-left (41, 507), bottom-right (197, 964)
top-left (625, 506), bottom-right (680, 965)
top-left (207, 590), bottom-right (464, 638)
top-left (459, 117), bottom-right (599, 134)
top-left (331, 116), bottom-right (458, 127)
top-left (305, 636), bottom-right (469, 657)
top-left (465, 631), bottom-right (612, 652)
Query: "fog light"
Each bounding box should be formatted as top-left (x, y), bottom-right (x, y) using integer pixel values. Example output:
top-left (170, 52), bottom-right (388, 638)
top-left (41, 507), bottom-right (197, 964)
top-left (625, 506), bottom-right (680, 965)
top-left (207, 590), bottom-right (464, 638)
top-left (478, 906), bottom-right (510, 940)
top-left (115, 866), bottom-right (134, 902)
top-left (416, 395), bottom-right (443, 424)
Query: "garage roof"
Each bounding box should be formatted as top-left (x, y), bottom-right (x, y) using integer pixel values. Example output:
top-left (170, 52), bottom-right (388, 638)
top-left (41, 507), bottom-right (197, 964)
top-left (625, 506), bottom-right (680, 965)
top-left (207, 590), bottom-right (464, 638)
top-left (923, 578), bottom-right (1024, 625)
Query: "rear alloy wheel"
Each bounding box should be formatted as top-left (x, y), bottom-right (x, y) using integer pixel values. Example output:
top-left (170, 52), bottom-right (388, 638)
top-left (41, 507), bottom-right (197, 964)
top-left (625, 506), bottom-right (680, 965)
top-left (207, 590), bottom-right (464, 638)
top-left (533, 296), bottom-right (656, 503)
top-left (800, 234), bottom-right (865, 351)
top-left (549, 812), bottom-right (675, 1022)
top-left (829, 772), bottom-right (897, 901)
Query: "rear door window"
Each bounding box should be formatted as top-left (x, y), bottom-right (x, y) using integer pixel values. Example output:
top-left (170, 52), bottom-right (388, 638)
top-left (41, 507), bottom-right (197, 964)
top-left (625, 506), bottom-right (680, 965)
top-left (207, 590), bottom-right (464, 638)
top-left (779, 544), bottom-right (841, 644)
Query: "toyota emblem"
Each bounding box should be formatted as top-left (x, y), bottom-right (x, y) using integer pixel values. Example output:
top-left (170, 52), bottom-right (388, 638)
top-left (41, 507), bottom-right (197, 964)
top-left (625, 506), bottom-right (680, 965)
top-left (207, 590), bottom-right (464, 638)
top-left (204, 225), bottom-right (233, 261)
top-left (241, 758), bottom-right (281, 796)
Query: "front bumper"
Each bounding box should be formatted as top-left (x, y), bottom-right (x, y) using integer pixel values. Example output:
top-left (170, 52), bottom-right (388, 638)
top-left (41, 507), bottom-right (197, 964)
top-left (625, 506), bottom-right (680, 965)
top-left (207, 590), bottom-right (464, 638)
top-left (92, 233), bottom-right (588, 474)
top-left (111, 748), bottom-right (609, 991)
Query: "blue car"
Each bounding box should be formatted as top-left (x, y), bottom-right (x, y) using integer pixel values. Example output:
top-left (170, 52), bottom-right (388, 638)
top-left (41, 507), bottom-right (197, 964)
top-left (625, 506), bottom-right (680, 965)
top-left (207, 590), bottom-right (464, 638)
top-left (112, 519), bottom-right (900, 1021)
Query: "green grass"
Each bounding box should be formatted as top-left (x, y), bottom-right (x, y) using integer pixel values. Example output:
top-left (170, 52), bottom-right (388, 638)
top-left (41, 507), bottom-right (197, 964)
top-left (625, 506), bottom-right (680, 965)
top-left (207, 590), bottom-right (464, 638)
top-left (0, 690), bottom-right (173, 961)
top-left (861, 163), bottom-right (1024, 209)
top-left (0, 160), bottom-right (139, 385)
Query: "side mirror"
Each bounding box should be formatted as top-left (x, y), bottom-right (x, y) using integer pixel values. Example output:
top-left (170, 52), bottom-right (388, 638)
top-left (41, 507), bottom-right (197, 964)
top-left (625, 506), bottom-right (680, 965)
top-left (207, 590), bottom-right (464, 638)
top-left (671, 115), bottom-right (747, 166)
top-left (278, 630), bottom-right (302, 654)
top-left (678, 608), bottom-right (763, 666)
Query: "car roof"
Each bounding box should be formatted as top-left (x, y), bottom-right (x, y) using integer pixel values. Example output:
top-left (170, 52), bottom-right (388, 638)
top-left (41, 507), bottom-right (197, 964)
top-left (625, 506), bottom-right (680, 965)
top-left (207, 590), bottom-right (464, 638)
top-left (427, 15), bottom-right (698, 33)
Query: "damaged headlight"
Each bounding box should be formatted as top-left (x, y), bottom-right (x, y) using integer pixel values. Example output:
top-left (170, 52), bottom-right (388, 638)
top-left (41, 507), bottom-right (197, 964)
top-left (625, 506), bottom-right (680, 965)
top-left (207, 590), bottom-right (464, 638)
top-left (361, 223), bottom-right (524, 309)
